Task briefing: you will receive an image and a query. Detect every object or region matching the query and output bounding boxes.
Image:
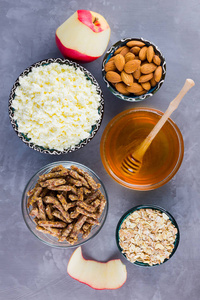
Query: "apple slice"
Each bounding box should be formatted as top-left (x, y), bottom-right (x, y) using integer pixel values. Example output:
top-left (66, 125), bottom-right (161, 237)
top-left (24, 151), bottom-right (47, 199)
top-left (56, 10), bottom-right (111, 62)
top-left (67, 247), bottom-right (127, 290)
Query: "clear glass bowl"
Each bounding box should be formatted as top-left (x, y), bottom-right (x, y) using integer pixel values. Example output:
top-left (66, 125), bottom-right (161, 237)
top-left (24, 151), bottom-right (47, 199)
top-left (100, 107), bottom-right (184, 191)
top-left (116, 204), bottom-right (180, 267)
top-left (22, 161), bottom-right (108, 248)
top-left (9, 58), bottom-right (104, 155)
top-left (102, 37), bottom-right (166, 102)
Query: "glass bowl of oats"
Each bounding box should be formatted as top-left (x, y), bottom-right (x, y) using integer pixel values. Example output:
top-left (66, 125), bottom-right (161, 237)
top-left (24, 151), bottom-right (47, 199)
top-left (9, 58), bottom-right (104, 154)
top-left (116, 205), bottom-right (180, 266)
top-left (22, 161), bottom-right (108, 248)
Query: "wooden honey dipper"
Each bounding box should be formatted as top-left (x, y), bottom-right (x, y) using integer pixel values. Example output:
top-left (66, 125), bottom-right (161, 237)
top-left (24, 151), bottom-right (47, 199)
top-left (121, 79), bottom-right (195, 175)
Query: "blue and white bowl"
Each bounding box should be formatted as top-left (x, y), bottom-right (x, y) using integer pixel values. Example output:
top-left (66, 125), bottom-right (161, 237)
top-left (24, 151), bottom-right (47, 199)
top-left (9, 58), bottom-right (104, 154)
top-left (102, 38), bottom-right (166, 102)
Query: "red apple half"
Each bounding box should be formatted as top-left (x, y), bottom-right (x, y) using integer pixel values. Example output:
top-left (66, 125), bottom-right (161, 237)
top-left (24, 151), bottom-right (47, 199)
top-left (67, 247), bottom-right (127, 290)
top-left (56, 10), bottom-right (111, 62)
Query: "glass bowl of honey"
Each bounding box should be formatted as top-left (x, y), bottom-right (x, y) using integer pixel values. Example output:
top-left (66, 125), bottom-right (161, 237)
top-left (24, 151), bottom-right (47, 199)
top-left (100, 107), bottom-right (184, 191)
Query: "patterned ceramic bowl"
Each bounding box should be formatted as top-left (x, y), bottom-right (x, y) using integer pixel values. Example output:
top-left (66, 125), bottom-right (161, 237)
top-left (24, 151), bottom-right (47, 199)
top-left (116, 204), bottom-right (180, 267)
top-left (102, 38), bottom-right (166, 102)
top-left (9, 58), bottom-right (104, 154)
top-left (22, 161), bottom-right (108, 248)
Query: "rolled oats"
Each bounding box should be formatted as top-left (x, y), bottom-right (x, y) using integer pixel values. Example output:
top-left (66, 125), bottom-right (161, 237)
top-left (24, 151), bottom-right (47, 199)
top-left (119, 208), bottom-right (178, 266)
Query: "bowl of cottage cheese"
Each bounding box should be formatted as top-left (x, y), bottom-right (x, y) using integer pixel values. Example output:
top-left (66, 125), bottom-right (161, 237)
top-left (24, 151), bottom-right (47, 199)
top-left (9, 58), bottom-right (104, 154)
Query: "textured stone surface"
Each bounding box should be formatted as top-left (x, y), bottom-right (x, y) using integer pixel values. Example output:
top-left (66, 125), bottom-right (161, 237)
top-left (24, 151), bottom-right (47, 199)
top-left (0, 0), bottom-right (200, 299)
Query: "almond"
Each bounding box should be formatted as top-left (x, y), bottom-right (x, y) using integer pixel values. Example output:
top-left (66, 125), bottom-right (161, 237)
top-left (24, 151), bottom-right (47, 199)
top-left (138, 73), bottom-right (153, 83)
top-left (153, 55), bottom-right (161, 66)
top-left (106, 71), bottom-right (121, 83)
top-left (120, 46), bottom-right (130, 56)
top-left (114, 54), bottom-right (125, 72)
top-left (114, 46), bottom-right (126, 55)
top-left (108, 56), bottom-right (115, 62)
top-left (150, 77), bottom-right (157, 87)
top-left (140, 63), bottom-right (157, 74)
top-left (133, 68), bottom-right (141, 80)
top-left (124, 59), bottom-right (141, 74)
top-left (154, 66), bottom-right (162, 82)
top-left (126, 40), bottom-right (145, 48)
top-left (121, 71), bottom-right (134, 86)
top-left (139, 46), bottom-right (148, 61)
top-left (104, 60), bottom-right (117, 72)
top-left (141, 81), bottom-right (151, 90)
top-left (134, 89), bottom-right (146, 96)
top-left (126, 82), bottom-right (143, 93)
top-left (147, 46), bottom-right (154, 63)
top-left (130, 46), bottom-right (141, 55)
top-left (125, 52), bottom-right (135, 63)
top-left (115, 82), bottom-right (130, 95)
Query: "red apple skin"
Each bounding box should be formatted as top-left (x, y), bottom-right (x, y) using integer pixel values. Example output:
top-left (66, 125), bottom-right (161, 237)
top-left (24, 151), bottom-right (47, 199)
top-left (77, 10), bottom-right (107, 33)
top-left (55, 35), bottom-right (99, 62)
top-left (68, 268), bottom-right (127, 290)
top-left (67, 247), bottom-right (127, 290)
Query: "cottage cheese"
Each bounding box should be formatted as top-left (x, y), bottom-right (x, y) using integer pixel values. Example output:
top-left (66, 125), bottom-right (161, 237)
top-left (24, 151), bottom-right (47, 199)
top-left (12, 63), bottom-right (101, 151)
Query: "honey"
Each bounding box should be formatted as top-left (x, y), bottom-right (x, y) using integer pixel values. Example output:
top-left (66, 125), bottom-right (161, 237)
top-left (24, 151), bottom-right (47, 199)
top-left (100, 108), bottom-right (184, 190)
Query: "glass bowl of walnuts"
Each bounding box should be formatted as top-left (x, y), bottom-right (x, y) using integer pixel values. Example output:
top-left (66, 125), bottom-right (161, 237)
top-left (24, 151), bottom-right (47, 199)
top-left (22, 161), bottom-right (108, 248)
top-left (102, 38), bottom-right (166, 102)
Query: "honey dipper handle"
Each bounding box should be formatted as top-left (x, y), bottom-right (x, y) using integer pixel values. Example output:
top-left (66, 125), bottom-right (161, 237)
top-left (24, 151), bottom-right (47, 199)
top-left (145, 79), bottom-right (195, 144)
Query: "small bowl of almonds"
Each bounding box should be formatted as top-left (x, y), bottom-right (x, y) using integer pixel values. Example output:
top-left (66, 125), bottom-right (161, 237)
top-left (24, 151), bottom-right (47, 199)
top-left (102, 38), bottom-right (166, 102)
top-left (116, 205), bottom-right (179, 266)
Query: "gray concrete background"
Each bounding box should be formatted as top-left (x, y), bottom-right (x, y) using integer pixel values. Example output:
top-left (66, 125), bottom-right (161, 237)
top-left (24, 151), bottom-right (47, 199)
top-left (0, 0), bottom-right (200, 299)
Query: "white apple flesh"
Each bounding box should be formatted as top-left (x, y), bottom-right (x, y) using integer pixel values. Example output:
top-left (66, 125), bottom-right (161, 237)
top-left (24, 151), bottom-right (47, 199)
top-left (67, 247), bottom-right (127, 290)
top-left (56, 10), bottom-right (111, 62)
